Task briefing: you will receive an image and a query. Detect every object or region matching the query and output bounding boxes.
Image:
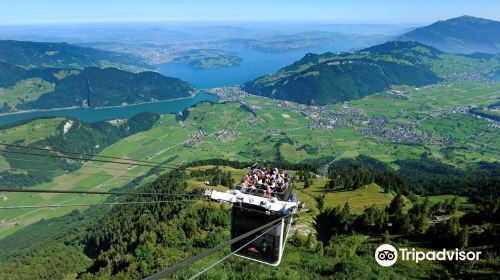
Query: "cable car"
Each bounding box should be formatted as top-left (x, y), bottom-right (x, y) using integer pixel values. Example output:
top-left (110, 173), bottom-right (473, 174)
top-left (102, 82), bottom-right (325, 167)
top-left (205, 166), bottom-right (302, 266)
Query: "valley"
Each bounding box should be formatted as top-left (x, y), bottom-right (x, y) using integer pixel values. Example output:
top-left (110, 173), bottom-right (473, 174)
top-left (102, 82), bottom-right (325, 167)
top-left (1, 80), bottom-right (497, 238)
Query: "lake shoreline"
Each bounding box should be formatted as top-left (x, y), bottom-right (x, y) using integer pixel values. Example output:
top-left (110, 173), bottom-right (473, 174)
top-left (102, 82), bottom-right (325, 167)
top-left (0, 91), bottom-right (220, 126)
top-left (0, 92), bottom-right (202, 118)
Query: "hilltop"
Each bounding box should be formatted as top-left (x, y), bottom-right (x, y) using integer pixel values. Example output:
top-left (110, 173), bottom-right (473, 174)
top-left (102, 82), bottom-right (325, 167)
top-left (399, 15), bottom-right (500, 53)
top-left (0, 40), bottom-right (153, 72)
top-left (243, 41), bottom-right (500, 105)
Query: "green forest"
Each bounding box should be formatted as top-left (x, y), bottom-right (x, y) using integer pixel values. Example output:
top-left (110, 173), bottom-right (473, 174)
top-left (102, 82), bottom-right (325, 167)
top-left (0, 40), bottom-right (152, 72)
top-left (0, 157), bottom-right (498, 279)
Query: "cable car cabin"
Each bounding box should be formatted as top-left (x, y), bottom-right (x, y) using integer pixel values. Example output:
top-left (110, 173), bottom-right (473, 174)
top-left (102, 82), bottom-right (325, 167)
top-left (231, 204), bottom-right (293, 265)
top-left (205, 189), bottom-right (299, 266)
top-left (205, 166), bottom-right (301, 266)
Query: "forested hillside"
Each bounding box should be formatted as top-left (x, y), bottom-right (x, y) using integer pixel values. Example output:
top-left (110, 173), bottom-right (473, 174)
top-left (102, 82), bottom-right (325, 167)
top-left (16, 67), bottom-right (195, 109)
top-left (0, 40), bottom-right (196, 112)
top-left (243, 41), bottom-right (500, 105)
top-left (0, 63), bottom-right (195, 112)
top-left (0, 61), bottom-right (60, 87)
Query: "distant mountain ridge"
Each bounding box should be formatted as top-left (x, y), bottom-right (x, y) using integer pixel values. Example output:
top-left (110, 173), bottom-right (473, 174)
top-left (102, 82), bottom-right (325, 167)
top-left (398, 15), bottom-right (500, 54)
top-left (0, 40), bottom-right (154, 72)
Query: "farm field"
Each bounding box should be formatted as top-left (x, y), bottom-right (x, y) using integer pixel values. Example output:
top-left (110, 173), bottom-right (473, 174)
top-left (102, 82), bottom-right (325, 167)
top-left (351, 82), bottom-right (500, 116)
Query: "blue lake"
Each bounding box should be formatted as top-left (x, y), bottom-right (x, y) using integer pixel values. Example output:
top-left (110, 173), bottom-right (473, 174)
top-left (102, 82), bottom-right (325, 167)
top-left (0, 92), bottom-right (219, 126)
top-left (159, 45), bottom-right (357, 88)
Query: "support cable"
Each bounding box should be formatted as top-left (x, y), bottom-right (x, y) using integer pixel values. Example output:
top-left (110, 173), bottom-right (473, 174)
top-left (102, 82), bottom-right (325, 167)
top-left (0, 142), bottom-right (170, 166)
top-left (0, 188), bottom-right (203, 197)
top-left (1, 149), bottom-right (161, 167)
top-left (0, 167), bottom-right (141, 178)
top-left (0, 199), bottom-right (201, 209)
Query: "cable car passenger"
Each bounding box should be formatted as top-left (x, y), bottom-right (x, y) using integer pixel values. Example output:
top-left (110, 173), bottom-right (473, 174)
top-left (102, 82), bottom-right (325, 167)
top-left (237, 165), bottom-right (293, 200)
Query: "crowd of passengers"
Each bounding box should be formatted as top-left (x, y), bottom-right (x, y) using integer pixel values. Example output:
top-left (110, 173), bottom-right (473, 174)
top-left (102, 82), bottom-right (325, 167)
top-left (239, 164), bottom-right (292, 198)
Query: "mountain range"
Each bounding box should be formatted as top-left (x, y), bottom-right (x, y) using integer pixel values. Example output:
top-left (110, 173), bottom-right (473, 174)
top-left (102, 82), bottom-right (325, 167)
top-left (3, 16), bottom-right (500, 110)
top-left (244, 15), bottom-right (500, 105)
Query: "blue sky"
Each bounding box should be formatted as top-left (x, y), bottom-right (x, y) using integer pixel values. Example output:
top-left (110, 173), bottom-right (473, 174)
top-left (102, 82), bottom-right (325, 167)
top-left (2, 0), bottom-right (499, 24)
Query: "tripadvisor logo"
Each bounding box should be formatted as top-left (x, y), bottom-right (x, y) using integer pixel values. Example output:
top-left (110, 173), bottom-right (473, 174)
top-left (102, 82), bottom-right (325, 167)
top-left (375, 244), bottom-right (398, 267)
top-left (375, 244), bottom-right (482, 267)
